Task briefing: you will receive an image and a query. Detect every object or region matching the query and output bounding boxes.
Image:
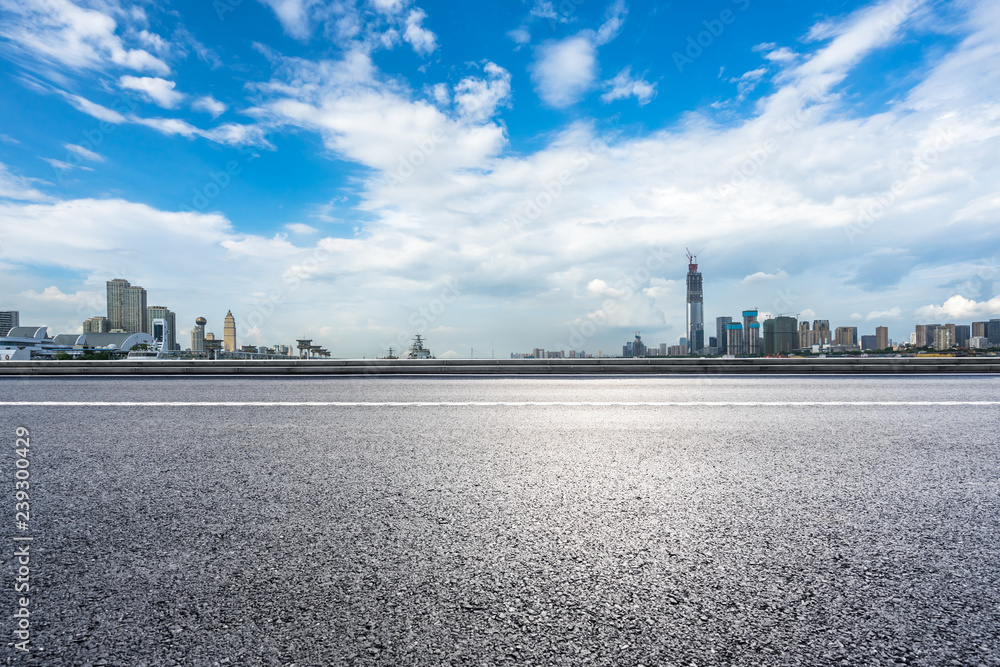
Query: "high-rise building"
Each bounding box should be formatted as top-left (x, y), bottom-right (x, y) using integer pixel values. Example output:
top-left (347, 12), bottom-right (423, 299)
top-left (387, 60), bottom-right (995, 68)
top-left (106, 278), bottom-right (129, 330)
top-left (861, 335), bottom-right (877, 351)
top-left (955, 324), bottom-right (970, 348)
top-left (798, 321), bottom-right (811, 349)
top-left (191, 317), bottom-right (207, 352)
top-left (875, 326), bottom-right (889, 350)
top-left (106, 279), bottom-right (148, 333)
top-left (147, 307), bottom-right (176, 351)
top-left (915, 324), bottom-right (941, 348)
top-left (0, 311), bottom-right (19, 337)
top-left (763, 316), bottom-right (797, 355)
top-left (716, 316), bottom-right (732, 355)
top-left (726, 322), bottom-right (744, 356)
top-left (83, 316), bottom-right (109, 333)
top-left (743, 310), bottom-right (760, 355)
top-left (835, 326), bottom-right (858, 347)
top-left (989, 319), bottom-right (1000, 346)
top-left (224, 310), bottom-right (236, 352)
top-left (124, 286), bottom-right (147, 333)
top-left (933, 327), bottom-right (953, 350)
top-left (811, 320), bottom-right (831, 346)
top-left (972, 321), bottom-right (988, 338)
top-left (685, 251), bottom-right (704, 354)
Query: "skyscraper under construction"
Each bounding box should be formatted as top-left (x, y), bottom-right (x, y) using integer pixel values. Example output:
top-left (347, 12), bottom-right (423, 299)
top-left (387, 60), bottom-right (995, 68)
top-left (686, 250), bottom-right (704, 355)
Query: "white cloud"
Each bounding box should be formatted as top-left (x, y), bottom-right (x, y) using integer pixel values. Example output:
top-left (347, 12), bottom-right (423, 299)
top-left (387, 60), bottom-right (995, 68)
top-left (915, 295), bottom-right (1000, 320)
top-left (530, 1), bottom-right (628, 108)
top-left (850, 312), bottom-right (863, 320)
top-left (594, 0), bottom-right (627, 46)
top-left (42, 157), bottom-right (92, 172)
top-left (286, 223), bottom-right (319, 234)
top-left (741, 270), bottom-right (789, 285)
top-left (119, 76), bottom-right (184, 109)
top-left (64, 143), bottom-right (105, 162)
top-left (258, 0), bottom-right (323, 40)
top-left (453, 63), bottom-right (511, 122)
top-left (0, 163), bottom-right (49, 201)
top-left (753, 42), bottom-right (798, 63)
top-left (403, 8), bottom-right (437, 55)
top-left (507, 27), bottom-right (531, 46)
top-left (63, 93), bottom-right (127, 123)
top-left (866, 307), bottom-right (902, 320)
top-left (531, 36), bottom-right (597, 108)
top-left (730, 67), bottom-right (767, 101)
top-left (601, 67), bottom-right (656, 105)
top-left (0, 0), bottom-right (169, 75)
top-left (61, 91), bottom-right (269, 148)
top-left (371, 0), bottom-right (407, 14)
top-left (530, 1), bottom-right (560, 22)
top-left (192, 95), bottom-right (227, 118)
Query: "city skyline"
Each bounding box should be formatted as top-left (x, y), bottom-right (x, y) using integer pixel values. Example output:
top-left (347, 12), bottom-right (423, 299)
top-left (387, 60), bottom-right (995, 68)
top-left (2, 0), bottom-right (1000, 357)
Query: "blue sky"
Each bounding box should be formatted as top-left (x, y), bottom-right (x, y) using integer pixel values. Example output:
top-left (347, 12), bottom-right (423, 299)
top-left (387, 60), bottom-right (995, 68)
top-left (1, 0), bottom-right (999, 356)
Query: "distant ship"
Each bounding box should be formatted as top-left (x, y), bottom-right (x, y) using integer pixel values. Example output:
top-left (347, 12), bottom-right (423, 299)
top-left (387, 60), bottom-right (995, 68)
top-left (406, 334), bottom-right (434, 359)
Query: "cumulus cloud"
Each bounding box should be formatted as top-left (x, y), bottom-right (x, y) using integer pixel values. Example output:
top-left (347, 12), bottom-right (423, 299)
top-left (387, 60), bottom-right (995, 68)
top-left (257, 0), bottom-right (323, 40)
top-left (403, 9), bottom-right (437, 55)
top-left (531, 36), bottom-right (597, 108)
top-left (601, 67), bottom-right (656, 105)
top-left (915, 295), bottom-right (1000, 320)
top-left (530, 1), bottom-right (628, 108)
top-left (192, 95), bottom-right (227, 118)
top-left (453, 62), bottom-right (511, 122)
top-left (119, 76), bottom-right (184, 108)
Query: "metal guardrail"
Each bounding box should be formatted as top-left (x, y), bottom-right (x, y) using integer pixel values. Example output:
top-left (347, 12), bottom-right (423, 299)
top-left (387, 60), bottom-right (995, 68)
top-left (1, 357), bottom-right (999, 375)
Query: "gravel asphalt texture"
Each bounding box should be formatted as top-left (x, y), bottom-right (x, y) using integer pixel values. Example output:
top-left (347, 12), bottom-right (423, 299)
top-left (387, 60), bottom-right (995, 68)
top-left (2, 376), bottom-right (999, 666)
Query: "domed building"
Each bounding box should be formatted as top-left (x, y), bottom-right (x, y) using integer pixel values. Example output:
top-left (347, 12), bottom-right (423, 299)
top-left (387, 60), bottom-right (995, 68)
top-left (191, 317), bottom-right (207, 352)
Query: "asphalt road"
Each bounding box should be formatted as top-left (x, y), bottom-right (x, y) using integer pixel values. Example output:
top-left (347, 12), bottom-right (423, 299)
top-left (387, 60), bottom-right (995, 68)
top-left (2, 377), bottom-right (999, 666)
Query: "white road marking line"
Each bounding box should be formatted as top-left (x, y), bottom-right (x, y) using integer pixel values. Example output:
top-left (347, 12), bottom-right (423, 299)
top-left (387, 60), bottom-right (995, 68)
top-left (1, 401), bottom-right (999, 407)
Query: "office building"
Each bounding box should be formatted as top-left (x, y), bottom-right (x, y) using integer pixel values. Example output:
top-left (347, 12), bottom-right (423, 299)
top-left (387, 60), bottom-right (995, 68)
top-left (861, 335), bottom-right (877, 351)
top-left (875, 326), bottom-right (889, 351)
top-left (955, 325), bottom-right (970, 348)
top-left (685, 251), bottom-right (704, 354)
top-left (969, 336), bottom-right (991, 349)
top-left (972, 321), bottom-right (988, 338)
top-left (0, 311), bottom-right (20, 337)
top-left (716, 316), bottom-right (732, 355)
top-left (146, 307), bottom-right (176, 351)
top-left (83, 316), bottom-right (109, 333)
top-left (989, 319), bottom-right (1000, 346)
top-left (224, 310), bottom-right (237, 352)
